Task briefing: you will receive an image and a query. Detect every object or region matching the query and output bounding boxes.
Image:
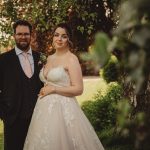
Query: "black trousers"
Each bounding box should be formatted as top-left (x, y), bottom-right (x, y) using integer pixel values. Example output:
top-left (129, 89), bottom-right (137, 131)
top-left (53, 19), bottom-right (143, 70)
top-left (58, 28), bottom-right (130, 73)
top-left (4, 118), bottom-right (31, 150)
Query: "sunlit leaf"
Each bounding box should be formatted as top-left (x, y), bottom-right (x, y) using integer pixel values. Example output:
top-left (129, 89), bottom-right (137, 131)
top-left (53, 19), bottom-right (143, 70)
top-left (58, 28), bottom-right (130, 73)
top-left (93, 32), bottom-right (111, 67)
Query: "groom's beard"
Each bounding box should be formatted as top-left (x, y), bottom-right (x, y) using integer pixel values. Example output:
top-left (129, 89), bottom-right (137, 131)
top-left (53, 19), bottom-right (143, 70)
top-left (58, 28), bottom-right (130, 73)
top-left (16, 41), bottom-right (30, 51)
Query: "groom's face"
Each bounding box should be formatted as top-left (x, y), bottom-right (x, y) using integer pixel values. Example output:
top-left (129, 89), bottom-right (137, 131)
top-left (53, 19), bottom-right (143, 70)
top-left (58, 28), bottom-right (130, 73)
top-left (14, 25), bottom-right (31, 52)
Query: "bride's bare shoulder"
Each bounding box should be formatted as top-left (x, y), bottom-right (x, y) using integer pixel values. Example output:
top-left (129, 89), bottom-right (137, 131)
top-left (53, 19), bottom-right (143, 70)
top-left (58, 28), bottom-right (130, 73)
top-left (69, 53), bottom-right (78, 60)
top-left (68, 53), bottom-right (79, 62)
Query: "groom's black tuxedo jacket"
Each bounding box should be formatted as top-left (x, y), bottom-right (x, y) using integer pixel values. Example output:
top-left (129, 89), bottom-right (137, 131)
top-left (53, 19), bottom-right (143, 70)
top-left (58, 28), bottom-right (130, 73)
top-left (0, 49), bottom-right (43, 126)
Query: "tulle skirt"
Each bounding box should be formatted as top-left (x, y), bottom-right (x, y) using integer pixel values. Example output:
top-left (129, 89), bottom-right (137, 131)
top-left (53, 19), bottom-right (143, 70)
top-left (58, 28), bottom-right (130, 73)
top-left (24, 94), bottom-right (104, 150)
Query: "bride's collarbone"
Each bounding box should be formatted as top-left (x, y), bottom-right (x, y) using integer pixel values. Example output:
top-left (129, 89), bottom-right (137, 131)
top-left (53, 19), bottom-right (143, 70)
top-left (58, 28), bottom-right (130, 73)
top-left (45, 61), bottom-right (68, 70)
top-left (44, 65), bottom-right (68, 73)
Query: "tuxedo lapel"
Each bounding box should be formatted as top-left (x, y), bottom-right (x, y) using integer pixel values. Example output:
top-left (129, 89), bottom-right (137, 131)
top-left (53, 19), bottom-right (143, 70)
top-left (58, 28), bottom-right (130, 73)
top-left (32, 51), bottom-right (40, 75)
top-left (10, 49), bottom-right (23, 77)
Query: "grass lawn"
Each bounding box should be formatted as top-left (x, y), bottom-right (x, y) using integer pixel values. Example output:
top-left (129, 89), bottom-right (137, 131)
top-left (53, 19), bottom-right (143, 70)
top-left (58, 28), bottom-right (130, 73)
top-left (0, 77), bottom-right (106, 149)
top-left (77, 77), bottom-right (107, 105)
top-left (0, 120), bottom-right (3, 150)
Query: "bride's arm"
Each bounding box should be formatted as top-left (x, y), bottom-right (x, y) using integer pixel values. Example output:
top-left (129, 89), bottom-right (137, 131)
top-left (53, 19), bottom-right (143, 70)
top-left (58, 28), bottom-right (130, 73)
top-left (39, 55), bottom-right (83, 97)
top-left (55, 55), bottom-right (83, 97)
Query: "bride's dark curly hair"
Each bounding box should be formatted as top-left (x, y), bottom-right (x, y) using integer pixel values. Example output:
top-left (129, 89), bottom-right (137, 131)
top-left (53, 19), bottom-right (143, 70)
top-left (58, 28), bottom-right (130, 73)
top-left (51, 23), bottom-right (74, 51)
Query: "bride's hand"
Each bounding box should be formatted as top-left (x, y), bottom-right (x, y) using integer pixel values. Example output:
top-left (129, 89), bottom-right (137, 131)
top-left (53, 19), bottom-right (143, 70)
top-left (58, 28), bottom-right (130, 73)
top-left (38, 85), bottom-right (55, 98)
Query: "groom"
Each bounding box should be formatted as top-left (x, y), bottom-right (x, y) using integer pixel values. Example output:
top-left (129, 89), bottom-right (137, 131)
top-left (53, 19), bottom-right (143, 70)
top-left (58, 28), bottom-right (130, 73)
top-left (0, 20), bottom-right (43, 150)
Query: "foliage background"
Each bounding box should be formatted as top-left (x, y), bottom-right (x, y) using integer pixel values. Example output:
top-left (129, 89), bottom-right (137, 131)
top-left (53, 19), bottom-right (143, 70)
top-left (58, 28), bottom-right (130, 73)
top-left (89, 0), bottom-right (150, 149)
top-left (2, 0), bottom-right (150, 149)
top-left (0, 0), bottom-right (120, 51)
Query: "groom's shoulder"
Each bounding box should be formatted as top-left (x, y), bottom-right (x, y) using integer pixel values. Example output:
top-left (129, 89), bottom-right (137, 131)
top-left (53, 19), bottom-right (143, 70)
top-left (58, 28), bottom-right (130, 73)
top-left (0, 49), bottom-right (15, 60)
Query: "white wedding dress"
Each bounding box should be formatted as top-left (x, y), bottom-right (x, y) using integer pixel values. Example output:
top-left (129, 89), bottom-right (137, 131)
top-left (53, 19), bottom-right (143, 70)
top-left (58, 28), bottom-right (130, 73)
top-left (24, 67), bottom-right (104, 150)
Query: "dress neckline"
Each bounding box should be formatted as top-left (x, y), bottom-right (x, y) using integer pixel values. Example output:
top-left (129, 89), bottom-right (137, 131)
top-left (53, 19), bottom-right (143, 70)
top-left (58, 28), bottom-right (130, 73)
top-left (42, 66), bottom-right (65, 80)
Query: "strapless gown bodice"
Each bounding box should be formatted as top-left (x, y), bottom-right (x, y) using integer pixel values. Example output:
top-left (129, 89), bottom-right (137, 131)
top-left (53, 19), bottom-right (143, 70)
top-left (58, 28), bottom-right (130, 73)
top-left (39, 67), bottom-right (70, 87)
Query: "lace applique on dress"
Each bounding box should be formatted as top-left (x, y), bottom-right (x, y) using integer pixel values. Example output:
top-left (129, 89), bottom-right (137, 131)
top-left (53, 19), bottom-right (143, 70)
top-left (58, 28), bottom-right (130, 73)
top-left (24, 67), bottom-right (105, 150)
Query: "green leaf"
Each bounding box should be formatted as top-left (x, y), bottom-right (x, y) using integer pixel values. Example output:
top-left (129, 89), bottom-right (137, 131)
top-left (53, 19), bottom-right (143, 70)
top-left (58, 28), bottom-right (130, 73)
top-left (93, 32), bottom-right (111, 67)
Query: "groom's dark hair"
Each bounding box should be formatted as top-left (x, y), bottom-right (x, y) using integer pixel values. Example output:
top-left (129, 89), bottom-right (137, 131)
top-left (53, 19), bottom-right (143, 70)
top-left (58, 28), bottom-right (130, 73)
top-left (13, 20), bottom-right (32, 33)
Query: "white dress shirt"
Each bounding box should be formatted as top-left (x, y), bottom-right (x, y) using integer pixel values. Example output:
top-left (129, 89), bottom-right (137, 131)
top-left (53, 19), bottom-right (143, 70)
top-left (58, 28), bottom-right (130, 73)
top-left (15, 46), bottom-right (34, 74)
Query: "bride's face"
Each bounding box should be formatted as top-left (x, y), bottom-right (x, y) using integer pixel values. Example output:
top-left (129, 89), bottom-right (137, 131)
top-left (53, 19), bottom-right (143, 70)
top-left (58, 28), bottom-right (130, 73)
top-left (53, 27), bottom-right (69, 50)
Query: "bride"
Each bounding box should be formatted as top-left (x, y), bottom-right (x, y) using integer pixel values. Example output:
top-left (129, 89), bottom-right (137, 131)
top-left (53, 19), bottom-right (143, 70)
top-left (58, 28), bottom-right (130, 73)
top-left (23, 23), bottom-right (104, 150)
